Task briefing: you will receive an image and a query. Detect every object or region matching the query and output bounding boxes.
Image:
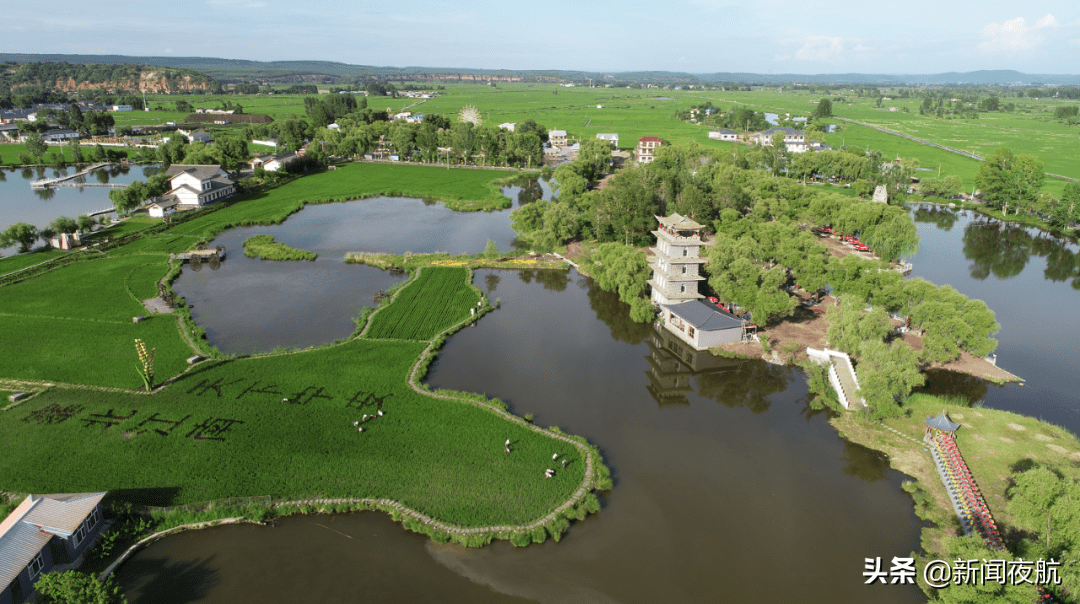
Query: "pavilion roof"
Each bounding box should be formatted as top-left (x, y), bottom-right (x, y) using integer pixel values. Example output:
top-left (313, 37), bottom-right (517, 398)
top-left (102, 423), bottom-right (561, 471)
top-left (656, 212), bottom-right (704, 231)
top-left (925, 411), bottom-right (960, 432)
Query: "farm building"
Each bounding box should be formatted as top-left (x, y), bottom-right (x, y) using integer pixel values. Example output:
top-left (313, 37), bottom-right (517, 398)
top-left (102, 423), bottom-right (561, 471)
top-left (660, 300), bottom-right (746, 350)
top-left (148, 198), bottom-right (180, 218)
top-left (0, 492), bottom-right (108, 604)
top-left (548, 130), bottom-right (568, 148)
top-left (708, 129), bottom-right (738, 142)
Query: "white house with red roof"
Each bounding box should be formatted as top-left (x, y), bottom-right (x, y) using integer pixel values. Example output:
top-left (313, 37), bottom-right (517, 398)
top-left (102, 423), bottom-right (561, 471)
top-left (636, 136), bottom-right (663, 163)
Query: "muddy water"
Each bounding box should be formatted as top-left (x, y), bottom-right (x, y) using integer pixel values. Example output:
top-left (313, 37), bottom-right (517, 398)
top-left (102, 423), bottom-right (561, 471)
top-left (119, 270), bottom-right (925, 603)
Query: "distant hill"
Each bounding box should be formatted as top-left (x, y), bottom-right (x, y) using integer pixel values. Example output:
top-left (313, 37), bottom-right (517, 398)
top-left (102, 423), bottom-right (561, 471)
top-left (0, 59), bottom-right (217, 93)
top-left (1, 53), bottom-right (1078, 87)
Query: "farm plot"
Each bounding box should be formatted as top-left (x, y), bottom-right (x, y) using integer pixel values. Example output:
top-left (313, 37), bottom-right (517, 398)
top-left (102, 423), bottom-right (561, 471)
top-left (365, 267), bottom-right (480, 341)
top-left (0, 338), bottom-right (586, 527)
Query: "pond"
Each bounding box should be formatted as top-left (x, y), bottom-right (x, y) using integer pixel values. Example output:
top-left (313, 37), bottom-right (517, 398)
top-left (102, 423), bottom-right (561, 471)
top-left (908, 205), bottom-right (1080, 435)
top-left (0, 164), bottom-right (156, 255)
top-left (119, 269), bottom-right (925, 604)
top-left (172, 179), bottom-right (554, 355)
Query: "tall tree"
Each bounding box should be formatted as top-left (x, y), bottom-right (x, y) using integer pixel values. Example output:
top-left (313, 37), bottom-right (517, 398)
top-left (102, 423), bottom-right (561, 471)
top-left (1, 222), bottom-right (40, 252)
top-left (813, 98), bottom-right (833, 118)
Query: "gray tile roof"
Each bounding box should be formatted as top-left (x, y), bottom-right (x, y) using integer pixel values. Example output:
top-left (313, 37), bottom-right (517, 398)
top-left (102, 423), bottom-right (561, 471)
top-left (0, 492), bottom-right (106, 587)
top-left (164, 164), bottom-right (226, 181)
top-left (662, 300), bottom-right (744, 331)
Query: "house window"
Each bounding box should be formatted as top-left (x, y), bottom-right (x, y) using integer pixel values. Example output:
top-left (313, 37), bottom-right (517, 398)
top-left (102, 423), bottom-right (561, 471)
top-left (688, 327), bottom-right (695, 338)
top-left (87, 506), bottom-right (101, 528)
top-left (28, 552), bottom-right (44, 577)
top-left (680, 285), bottom-right (685, 292)
top-left (73, 522), bottom-right (87, 546)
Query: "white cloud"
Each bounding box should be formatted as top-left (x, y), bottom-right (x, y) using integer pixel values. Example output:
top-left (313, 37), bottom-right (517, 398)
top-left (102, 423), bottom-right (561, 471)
top-left (979, 14), bottom-right (1058, 53)
top-left (1035, 14), bottom-right (1058, 29)
top-left (794, 36), bottom-right (843, 61)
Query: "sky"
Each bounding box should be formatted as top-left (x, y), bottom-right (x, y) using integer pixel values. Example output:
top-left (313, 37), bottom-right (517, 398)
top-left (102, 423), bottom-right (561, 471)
top-left (3, 0), bottom-right (1079, 75)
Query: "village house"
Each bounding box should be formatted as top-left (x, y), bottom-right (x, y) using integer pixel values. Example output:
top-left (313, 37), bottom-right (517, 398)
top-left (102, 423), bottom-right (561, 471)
top-left (160, 164), bottom-right (235, 208)
top-left (751, 127), bottom-right (807, 153)
top-left (188, 131), bottom-right (212, 144)
top-left (0, 492), bottom-right (108, 604)
top-left (148, 198), bottom-right (180, 218)
top-left (548, 130), bottom-right (568, 148)
top-left (263, 153), bottom-right (299, 172)
top-left (708, 129), bottom-right (738, 142)
top-left (109, 105), bottom-right (133, 112)
top-left (42, 129), bottom-right (80, 142)
top-left (596, 133), bottom-right (619, 147)
top-left (635, 136), bottom-right (663, 163)
top-left (498, 122), bottom-right (516, 132)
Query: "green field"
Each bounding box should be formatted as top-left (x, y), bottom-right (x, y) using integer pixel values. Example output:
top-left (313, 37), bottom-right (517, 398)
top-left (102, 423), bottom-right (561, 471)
top-left (365, 267), bottom-right (481, 341)
top-left (0, 249), bottom-right (69, 275)
top-left (0, 254), bottom-right (190, 388)
top-left (0, 337), bottom-right (586, 526)
top-left (0, 167), bottom-right (604, 535)
top-left (408, 83), bottom-right (1076, 197)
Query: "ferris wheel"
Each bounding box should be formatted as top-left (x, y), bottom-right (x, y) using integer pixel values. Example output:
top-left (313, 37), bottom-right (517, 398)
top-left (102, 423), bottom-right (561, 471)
top-left (458, 105), bottom-right (482, 126)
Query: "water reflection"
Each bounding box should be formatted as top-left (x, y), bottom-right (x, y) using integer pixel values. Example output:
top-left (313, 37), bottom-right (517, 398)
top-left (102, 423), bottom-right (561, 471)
top-left (840, 440), bottom-right (891, 482)
top-left (484, 272), bottom-right (501, 293)
top-left (914, 368), bottom-right (994, 404)
top-left (584, 279), bottom-right (652, 345)
top-left (500, 175), bottom-right (555, 206)
top-left (912, 205), bottom-right (958, 231)
top-left (33, 187), bottom-right (56, 201)
top-left (519, 268), bottom-right (570, 291)
top-left (118, 553), bottom-right (220, 603)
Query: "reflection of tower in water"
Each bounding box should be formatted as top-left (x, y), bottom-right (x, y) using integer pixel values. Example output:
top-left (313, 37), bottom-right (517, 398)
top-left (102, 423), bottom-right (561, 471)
top-left (644, 322), bottom-right (741, 407)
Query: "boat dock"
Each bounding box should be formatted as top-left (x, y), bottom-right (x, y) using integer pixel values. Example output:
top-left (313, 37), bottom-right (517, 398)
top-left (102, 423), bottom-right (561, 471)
top-left (31, 163), bottom-right (116, 188)
top-left (172, 248), bottom-right (226, 262)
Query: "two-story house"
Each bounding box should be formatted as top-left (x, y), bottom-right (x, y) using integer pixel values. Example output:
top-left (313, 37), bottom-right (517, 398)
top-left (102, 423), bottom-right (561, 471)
top-left (548, 130), bottom-right (568, 148)
top-left (751, 127), bottom-right (808, 153)
top-left (162, 164), bottom-right (235, 208)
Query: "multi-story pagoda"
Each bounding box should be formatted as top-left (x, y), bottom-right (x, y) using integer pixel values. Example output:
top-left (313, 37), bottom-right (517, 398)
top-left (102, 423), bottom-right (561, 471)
top-left (647, 213), bottom-right (706, 306)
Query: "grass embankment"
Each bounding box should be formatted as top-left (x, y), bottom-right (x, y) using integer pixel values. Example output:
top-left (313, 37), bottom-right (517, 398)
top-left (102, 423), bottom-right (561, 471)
top-left (831, 393), bottom-right (1080, 558)
top-left (242, 234), bottom-right (317, 261)
top-left (345, 251), bottom-right (568, 272)
top-left (0, 266), bottom-right (607, 544)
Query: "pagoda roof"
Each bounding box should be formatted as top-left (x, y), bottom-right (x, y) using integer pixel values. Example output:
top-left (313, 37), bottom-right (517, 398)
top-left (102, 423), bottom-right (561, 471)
top-left (925, 411), bottom-right (960, 432)
top-left (656, 213), bottom-right (704, 231)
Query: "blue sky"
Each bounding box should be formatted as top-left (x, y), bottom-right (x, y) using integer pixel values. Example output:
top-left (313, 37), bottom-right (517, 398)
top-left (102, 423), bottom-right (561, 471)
top-left (3, 1), bottom-right (1079, 74)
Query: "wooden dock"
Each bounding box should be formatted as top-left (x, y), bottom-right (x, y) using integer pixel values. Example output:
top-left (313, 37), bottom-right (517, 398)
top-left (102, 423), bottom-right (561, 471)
top-left (172, 248), bottom-right (226, 262)
top-left (31, 163), bottom-right (115, 188)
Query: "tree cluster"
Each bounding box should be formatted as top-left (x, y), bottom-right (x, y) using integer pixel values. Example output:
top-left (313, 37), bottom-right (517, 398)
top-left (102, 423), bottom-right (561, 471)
top-left (975, 147), bottom-right (1046, 216)
top-left (1006, 466), bottom-right (1080, 602)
